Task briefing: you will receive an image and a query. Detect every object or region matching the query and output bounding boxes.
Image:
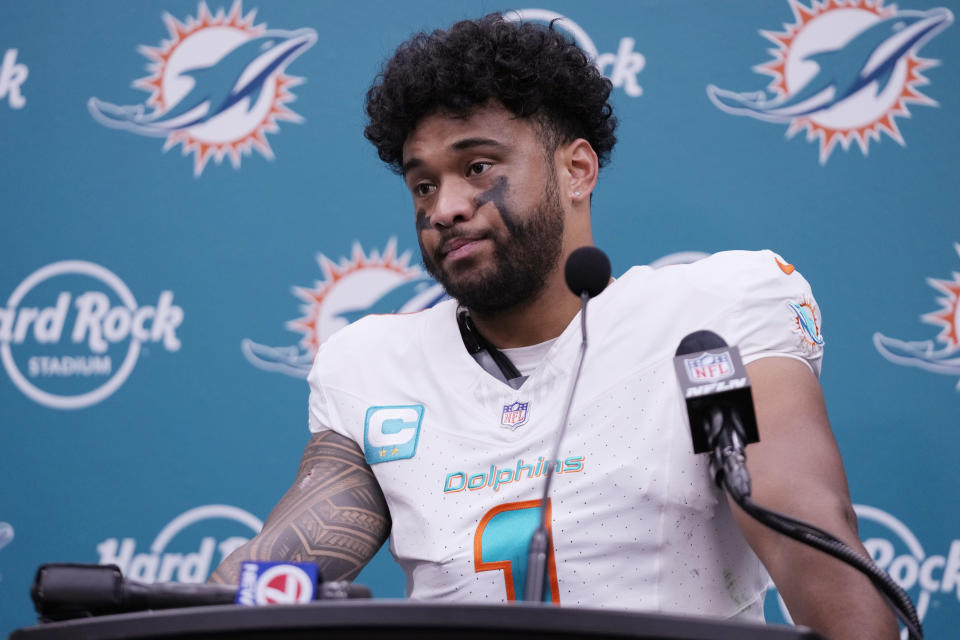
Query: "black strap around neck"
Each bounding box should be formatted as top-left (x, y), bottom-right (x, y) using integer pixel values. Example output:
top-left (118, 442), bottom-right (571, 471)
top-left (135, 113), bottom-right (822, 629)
top-left (456, 308), bottom-right (522, 381)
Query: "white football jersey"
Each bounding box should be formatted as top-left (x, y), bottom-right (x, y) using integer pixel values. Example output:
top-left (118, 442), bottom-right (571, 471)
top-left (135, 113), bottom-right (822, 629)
top-left (307, 250), bottom-right (824, 620)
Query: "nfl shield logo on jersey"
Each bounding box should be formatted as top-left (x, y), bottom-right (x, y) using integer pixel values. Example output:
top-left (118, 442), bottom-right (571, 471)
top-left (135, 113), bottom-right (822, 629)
top-left (684, 351), bottom-right (734, 383)
top-left (501, 401), bottom-right (529, 430)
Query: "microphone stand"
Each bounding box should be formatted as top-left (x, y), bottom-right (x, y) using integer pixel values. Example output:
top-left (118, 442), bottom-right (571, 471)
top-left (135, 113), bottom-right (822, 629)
top-left (523, 291), bottom-right (590, 603)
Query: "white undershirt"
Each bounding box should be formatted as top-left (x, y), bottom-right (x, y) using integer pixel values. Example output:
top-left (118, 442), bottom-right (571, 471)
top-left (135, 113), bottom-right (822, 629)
top-left (471, 337), bottom-right (558, 389)
top-left (501, 338), bottom-right (558, 376)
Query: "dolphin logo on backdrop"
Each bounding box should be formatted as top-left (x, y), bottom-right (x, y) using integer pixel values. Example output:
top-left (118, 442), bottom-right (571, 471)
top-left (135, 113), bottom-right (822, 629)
top-left (707, 0), bottom-right (952, 164)
top-left (242, 239), bottom-right (448, 378)
top-left (875, 243), bottom-right (960, 388)
top-left (88, 1), bottom-right (317, 176)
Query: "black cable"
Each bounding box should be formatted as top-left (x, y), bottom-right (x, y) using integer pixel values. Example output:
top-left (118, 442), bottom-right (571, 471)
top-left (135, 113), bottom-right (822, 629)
top-left (721, 473), bottom-right (922, 640)
top-left (747, 500), bottom-right (921, 637)
top-left (456, 308), bottom-right (522, 381)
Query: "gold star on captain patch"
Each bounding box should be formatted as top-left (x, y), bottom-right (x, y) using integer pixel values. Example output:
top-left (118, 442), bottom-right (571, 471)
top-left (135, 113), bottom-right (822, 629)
top-left (391, 447), bottom-right (399, 455)
top-left (379, 448), bottom-right (387, 457)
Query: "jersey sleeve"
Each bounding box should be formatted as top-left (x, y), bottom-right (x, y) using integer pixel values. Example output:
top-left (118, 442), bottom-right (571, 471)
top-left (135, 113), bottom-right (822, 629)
top-left (692, 250), bottom-right (825, 376)
top-left (306, 338), bottom-right (353, 439)
top-left (304, 310), bottom-right (432, 448)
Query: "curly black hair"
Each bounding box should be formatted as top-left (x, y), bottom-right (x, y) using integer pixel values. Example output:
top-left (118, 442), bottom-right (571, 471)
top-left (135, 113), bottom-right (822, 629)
top-left (364, 13), bottom-right (617, 173)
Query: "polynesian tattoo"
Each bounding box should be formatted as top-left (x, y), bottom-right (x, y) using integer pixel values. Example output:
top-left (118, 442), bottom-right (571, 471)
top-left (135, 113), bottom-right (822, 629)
top-left (209, 430), bottom-right (391, 584)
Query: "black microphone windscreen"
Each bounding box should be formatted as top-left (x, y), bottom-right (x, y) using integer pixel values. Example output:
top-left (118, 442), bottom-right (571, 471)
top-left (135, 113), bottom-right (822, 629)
top-left (565, 246), bottom-right (611, 298)
top-left (673, 330), bottom-right (759, 454)
top-left (675, 329), bottom-right (728, 356)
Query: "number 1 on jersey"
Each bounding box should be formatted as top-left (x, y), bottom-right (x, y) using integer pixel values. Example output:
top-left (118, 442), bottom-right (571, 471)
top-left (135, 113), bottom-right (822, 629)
top-left (473, 499), bottom-right (560, 603)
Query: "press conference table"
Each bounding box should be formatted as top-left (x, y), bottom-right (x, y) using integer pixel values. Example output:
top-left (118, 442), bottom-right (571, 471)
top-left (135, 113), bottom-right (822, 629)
top-left (10, 600), bottom-right (825, 639)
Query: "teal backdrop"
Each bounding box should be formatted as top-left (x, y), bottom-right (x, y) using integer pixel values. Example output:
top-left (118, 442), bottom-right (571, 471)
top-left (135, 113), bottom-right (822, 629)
top-left (2, 1), bottom-right (958, 637)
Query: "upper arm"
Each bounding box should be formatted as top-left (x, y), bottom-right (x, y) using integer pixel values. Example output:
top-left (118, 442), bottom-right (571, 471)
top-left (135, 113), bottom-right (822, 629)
top-left (732, 357), bottom-right (896, 638)
top-left (734, 356), bottom-right (858, 569)
top-left (209, 430), bottom-right (391, 585)
top-left (739, 357), bottom-right (854, 530)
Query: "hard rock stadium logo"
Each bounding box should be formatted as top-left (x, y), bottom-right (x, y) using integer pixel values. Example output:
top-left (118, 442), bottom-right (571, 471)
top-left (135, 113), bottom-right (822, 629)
top-left (242, 240), bottom-right (447, 378)
top-left (0, 522), bottom-right (12, 554)
top-left (1, 261), bottom-right (183, 410)
top-left (0, 521), bottom-right (11, 596)
top-left (707, 0), bottom-right (952, 164)
top-left (88, 1), bottom-right (316, 176)
top-left (875, 243), bottom-right (960, 388)
top-left (769, 504), bottom-right (960, 631)
top-left (96, 504), bottom-right (261, 583)
top-left (506, 9), bottom-right (645, 98)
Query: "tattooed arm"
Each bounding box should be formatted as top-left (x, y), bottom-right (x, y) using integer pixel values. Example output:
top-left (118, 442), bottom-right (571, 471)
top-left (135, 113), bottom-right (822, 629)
top-left (208, 430), bottom-right (390, 585)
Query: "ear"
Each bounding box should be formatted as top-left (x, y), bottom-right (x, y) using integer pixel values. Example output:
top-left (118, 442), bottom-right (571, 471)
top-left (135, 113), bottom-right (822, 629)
top-left (557, 138), bottom-right (599, 204)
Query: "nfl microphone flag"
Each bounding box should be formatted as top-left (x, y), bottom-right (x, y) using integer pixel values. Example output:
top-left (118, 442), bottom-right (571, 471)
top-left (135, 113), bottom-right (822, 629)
top-left (673, 334), bottom-right (759, 454)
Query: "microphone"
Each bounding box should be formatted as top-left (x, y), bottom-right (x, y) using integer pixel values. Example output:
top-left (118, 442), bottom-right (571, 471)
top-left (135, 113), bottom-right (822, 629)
top-left (672, 333), bottom-right (925, 639)
top-left (31, 564), bottom-right (235, 621)
top-left (524, 246), bottom-right (611, 603)
top-left (30, 562), bottom-right (370, 622)
top-left (564, 246), bottom-right (611, 299)
top-left (673, 330), bottom-right (759, 497)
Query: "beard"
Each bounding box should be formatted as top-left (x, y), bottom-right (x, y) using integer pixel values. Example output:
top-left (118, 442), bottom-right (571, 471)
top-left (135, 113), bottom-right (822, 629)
top-left (419, 173), bottom-right (565, 315)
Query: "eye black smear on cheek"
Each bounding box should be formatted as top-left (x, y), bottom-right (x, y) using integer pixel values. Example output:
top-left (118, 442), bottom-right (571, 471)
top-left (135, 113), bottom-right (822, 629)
top-left (416, 208), bottom-right (430, 230)
top-left (476, 175), bottom-right (519, 235)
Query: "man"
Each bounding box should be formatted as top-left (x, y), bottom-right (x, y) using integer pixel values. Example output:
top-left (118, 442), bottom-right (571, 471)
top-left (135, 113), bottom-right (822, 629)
top-left (212, 14), bottom-right (897, 638)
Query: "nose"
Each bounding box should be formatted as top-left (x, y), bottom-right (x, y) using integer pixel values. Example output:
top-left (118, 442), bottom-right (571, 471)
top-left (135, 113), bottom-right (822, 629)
top-left (429, 180), bottom-right (475, 229)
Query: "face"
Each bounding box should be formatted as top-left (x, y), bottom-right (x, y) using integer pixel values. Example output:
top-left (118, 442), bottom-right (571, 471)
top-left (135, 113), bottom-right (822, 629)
top-left (402, 103), bottom-right (565, 314)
